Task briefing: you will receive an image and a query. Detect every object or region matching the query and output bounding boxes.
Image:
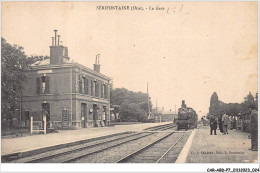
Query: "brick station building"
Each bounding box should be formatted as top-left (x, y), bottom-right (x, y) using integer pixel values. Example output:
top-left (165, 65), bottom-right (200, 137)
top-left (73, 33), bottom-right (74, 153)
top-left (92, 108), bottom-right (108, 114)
top-left (21, 30), bottom-right (111, 129)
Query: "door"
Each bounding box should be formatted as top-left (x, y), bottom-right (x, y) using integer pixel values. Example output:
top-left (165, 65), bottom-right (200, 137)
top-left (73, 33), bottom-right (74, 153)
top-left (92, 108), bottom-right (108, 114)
top-left (62, 109), bottom-right (69, 129)
top-left (81, 103), bottom-right (87, 128)
top-left (93, 104), bottom-right (98, 126)
top-left (42, 103), bottom-right (50, 128)
top-left (25, 111), bottom-right (30, 128)
top-left (103, 106), bottom-right (107, 126)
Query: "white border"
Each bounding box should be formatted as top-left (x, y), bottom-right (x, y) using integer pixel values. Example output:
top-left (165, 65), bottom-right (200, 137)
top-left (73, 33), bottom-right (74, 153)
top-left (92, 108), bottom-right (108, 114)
top-left (0, 0), bottom-right (259, 173)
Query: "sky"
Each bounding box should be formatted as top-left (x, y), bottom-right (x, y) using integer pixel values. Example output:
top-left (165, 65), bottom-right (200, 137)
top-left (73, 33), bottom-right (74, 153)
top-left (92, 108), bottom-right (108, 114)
top-left (1, 1), bottom-right (258, 118)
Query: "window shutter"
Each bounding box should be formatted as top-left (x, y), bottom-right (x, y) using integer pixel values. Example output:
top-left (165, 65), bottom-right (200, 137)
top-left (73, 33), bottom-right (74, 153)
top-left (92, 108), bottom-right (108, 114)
top-left (78, 75), bottom-right (82, 93)
top-left (36, 77), bottom-right (41, 93)
top-left (91, 80), bottom-right (93, 96)
top-left (97, 82), bottom-right (99, 97)
top-left (107, 85), bottom-right (109, 99)
top-left (104, 85), bottom-right (107, 99)
top-left (45, 76), bottom-right (50, 93)
top-left (95, 82), bottom-right (99, 97)
top-left (106, 85), bottom-right (109, 99)
top-left (84, 78), bottom-right (88, 94)
top-left (101, 84), bottom-right (104, 98)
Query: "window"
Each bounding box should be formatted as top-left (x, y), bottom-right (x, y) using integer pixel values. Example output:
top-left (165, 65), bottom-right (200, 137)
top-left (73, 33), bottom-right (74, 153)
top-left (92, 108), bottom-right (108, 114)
top-left (95, 81), bottom-right (99, 97)
top-left (42, 76), bottom-right (46, 93)
top-left (36, 76), bottom-right (50, 94)
top-left (104, 84), bottom-right (109, 99)
top-left (80, 76), bottom-right (89, 95)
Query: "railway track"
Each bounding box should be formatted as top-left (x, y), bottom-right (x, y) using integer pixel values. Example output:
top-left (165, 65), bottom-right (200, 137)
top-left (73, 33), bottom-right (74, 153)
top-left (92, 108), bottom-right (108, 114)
top-left (144, 123), bottom-right (176, 131)
top-left (73, 130), bottom-right (190, 163)
top-left (115, 131), bottom-right (189, 163)
top-left (2, 131), bottom-right (131, 162)
top-left (9, 131), bottom-right (158, 163)
top-left (5, 123), bottom-right (191, 163)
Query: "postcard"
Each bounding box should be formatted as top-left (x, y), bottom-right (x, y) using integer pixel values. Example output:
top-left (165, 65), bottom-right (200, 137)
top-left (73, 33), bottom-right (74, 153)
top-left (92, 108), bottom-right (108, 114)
top-left (1, 1), bottom-right (258, 172)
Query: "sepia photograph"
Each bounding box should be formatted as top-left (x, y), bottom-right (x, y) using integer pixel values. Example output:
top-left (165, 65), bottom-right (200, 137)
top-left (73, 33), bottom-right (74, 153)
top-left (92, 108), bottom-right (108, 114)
top-left (1, 1), bottom-right (259, 172)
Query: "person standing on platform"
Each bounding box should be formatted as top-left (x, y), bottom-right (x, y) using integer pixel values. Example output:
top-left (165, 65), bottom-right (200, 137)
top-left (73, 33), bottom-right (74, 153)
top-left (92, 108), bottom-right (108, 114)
top-left (209, 114), bottom-right (217, 135)
top-left (249, 105), bottom-right (258, 151)
top-left (43, 110), bottom-right (49, 129)
top-left (222, 112), bottom-right (229, 135)
top-left (202, 116), bottom-right (206, 126)
top-left (233, 116), bottom-right (237, 130)
top-left (228, 115), bottom-right (234, 130)
top-left (218, 114), bottom-right (223, 133)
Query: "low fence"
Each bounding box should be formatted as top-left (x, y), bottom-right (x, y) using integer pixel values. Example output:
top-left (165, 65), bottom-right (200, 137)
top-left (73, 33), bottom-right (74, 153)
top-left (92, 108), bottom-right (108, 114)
top-left (30, 116), bottom-right (46, 134)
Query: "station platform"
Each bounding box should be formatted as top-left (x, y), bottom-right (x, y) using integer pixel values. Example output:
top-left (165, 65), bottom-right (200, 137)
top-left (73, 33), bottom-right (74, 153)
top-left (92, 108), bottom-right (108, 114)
top-left (1, 122), bottom-right (170, 156)
top-left (176, 124), bottom-right (258, 163)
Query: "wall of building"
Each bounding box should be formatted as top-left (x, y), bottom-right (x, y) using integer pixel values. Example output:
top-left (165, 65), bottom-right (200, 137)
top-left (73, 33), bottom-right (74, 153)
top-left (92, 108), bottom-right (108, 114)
top-left (75, 95), bottom-right (110, 128)
top-left (22, 64), bottom-right (111, 129)
top-left (74, 66), bottom-right (110, 99)
top-left (22, 67), bottom-right (73, 96)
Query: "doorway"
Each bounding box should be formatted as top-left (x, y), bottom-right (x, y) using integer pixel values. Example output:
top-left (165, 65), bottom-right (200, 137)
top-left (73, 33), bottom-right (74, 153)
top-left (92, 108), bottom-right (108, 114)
top-left (42, 103), bottom-right (50, 128)
top-left (24, 111), bottom-right (30, 128)
top-left (93, 104), bottom-right (98, 126)
top-left (102, 106), bottom-right (107, 126)
top-left (81, 103), bottom-right (87, 128)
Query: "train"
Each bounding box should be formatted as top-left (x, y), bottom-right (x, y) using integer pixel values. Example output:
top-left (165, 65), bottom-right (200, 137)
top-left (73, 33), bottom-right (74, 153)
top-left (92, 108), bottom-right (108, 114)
top-left (174, 100), bottom-right (198, 130)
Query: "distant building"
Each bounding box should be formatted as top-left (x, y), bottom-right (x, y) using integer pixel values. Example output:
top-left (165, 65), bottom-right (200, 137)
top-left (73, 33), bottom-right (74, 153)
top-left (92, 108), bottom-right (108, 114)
top-left (21, 30), bottom-right (111, 129)
top-left (151, 107), bottom-right (177, 122)
top-left (162, 110), bottom-right (177, 122)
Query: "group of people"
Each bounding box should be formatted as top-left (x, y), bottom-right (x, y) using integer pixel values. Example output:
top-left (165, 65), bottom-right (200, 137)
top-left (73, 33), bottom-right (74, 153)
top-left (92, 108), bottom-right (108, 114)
top-left (207, 105), bottom-right (258, 151)
top-left (209, 112), bottom-right (232, 135)
top-left (217, 113), bottom-right (235, 135)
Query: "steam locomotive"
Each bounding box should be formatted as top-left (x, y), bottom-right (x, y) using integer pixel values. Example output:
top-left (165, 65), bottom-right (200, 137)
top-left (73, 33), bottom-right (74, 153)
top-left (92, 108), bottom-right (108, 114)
top-left (175, 100), bottom-right (198, 130)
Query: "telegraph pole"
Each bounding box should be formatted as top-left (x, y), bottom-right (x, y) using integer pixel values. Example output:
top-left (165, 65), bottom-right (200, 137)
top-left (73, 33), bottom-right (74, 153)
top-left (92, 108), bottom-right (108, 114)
top-left (156, 99), bottom-right (158, 122)
top-left (156, 99), bottom-right (158, 113)
top-left (147, 82), bottom-right (151, 119)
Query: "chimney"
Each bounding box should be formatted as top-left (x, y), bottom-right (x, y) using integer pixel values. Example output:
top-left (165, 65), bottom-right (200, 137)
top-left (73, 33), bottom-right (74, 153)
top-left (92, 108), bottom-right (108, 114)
top-left (181, 100), bottom-right (186, 108)
top-left (93, 54), bottom-right (101, 73)
top-left (51, 37), bottom-right (54, 46)
top-left (50, 30), bottom-right (69, 65)
top-left (54, 30), bottom-right (57, 46)
top-left (57, 35), bottom-right (60, 46)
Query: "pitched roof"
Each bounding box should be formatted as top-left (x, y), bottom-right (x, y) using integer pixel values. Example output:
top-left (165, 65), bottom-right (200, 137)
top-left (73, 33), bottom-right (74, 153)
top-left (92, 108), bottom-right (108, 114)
top-left (31, 58), bottom-right (73, 66)
top-left (31, 58), bottom-right (111, 80)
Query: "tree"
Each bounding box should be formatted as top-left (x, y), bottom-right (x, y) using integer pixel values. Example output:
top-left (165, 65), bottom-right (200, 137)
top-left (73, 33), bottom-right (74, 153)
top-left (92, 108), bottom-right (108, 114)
top-left (208, 91), bottom-right (257, 117)
top-left (244, 92), bottom-right (255, 107)
top-left (27, 55), bottom-right (49, 64)
top-left (221, 103), bottom-right (242, 116)
top-left (209, 92), bottom-right (220, 115)
top-left (210, 92), bottom-right (219, 107)
top-left (111, 88), bottom-right (152, 122)
top-left (1, 38), bottom-right (30, 122)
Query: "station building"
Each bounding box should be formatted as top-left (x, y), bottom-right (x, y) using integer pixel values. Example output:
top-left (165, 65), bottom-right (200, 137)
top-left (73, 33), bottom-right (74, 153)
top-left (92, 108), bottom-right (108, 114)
top-left (21, 30), bottom-right (111, 129)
